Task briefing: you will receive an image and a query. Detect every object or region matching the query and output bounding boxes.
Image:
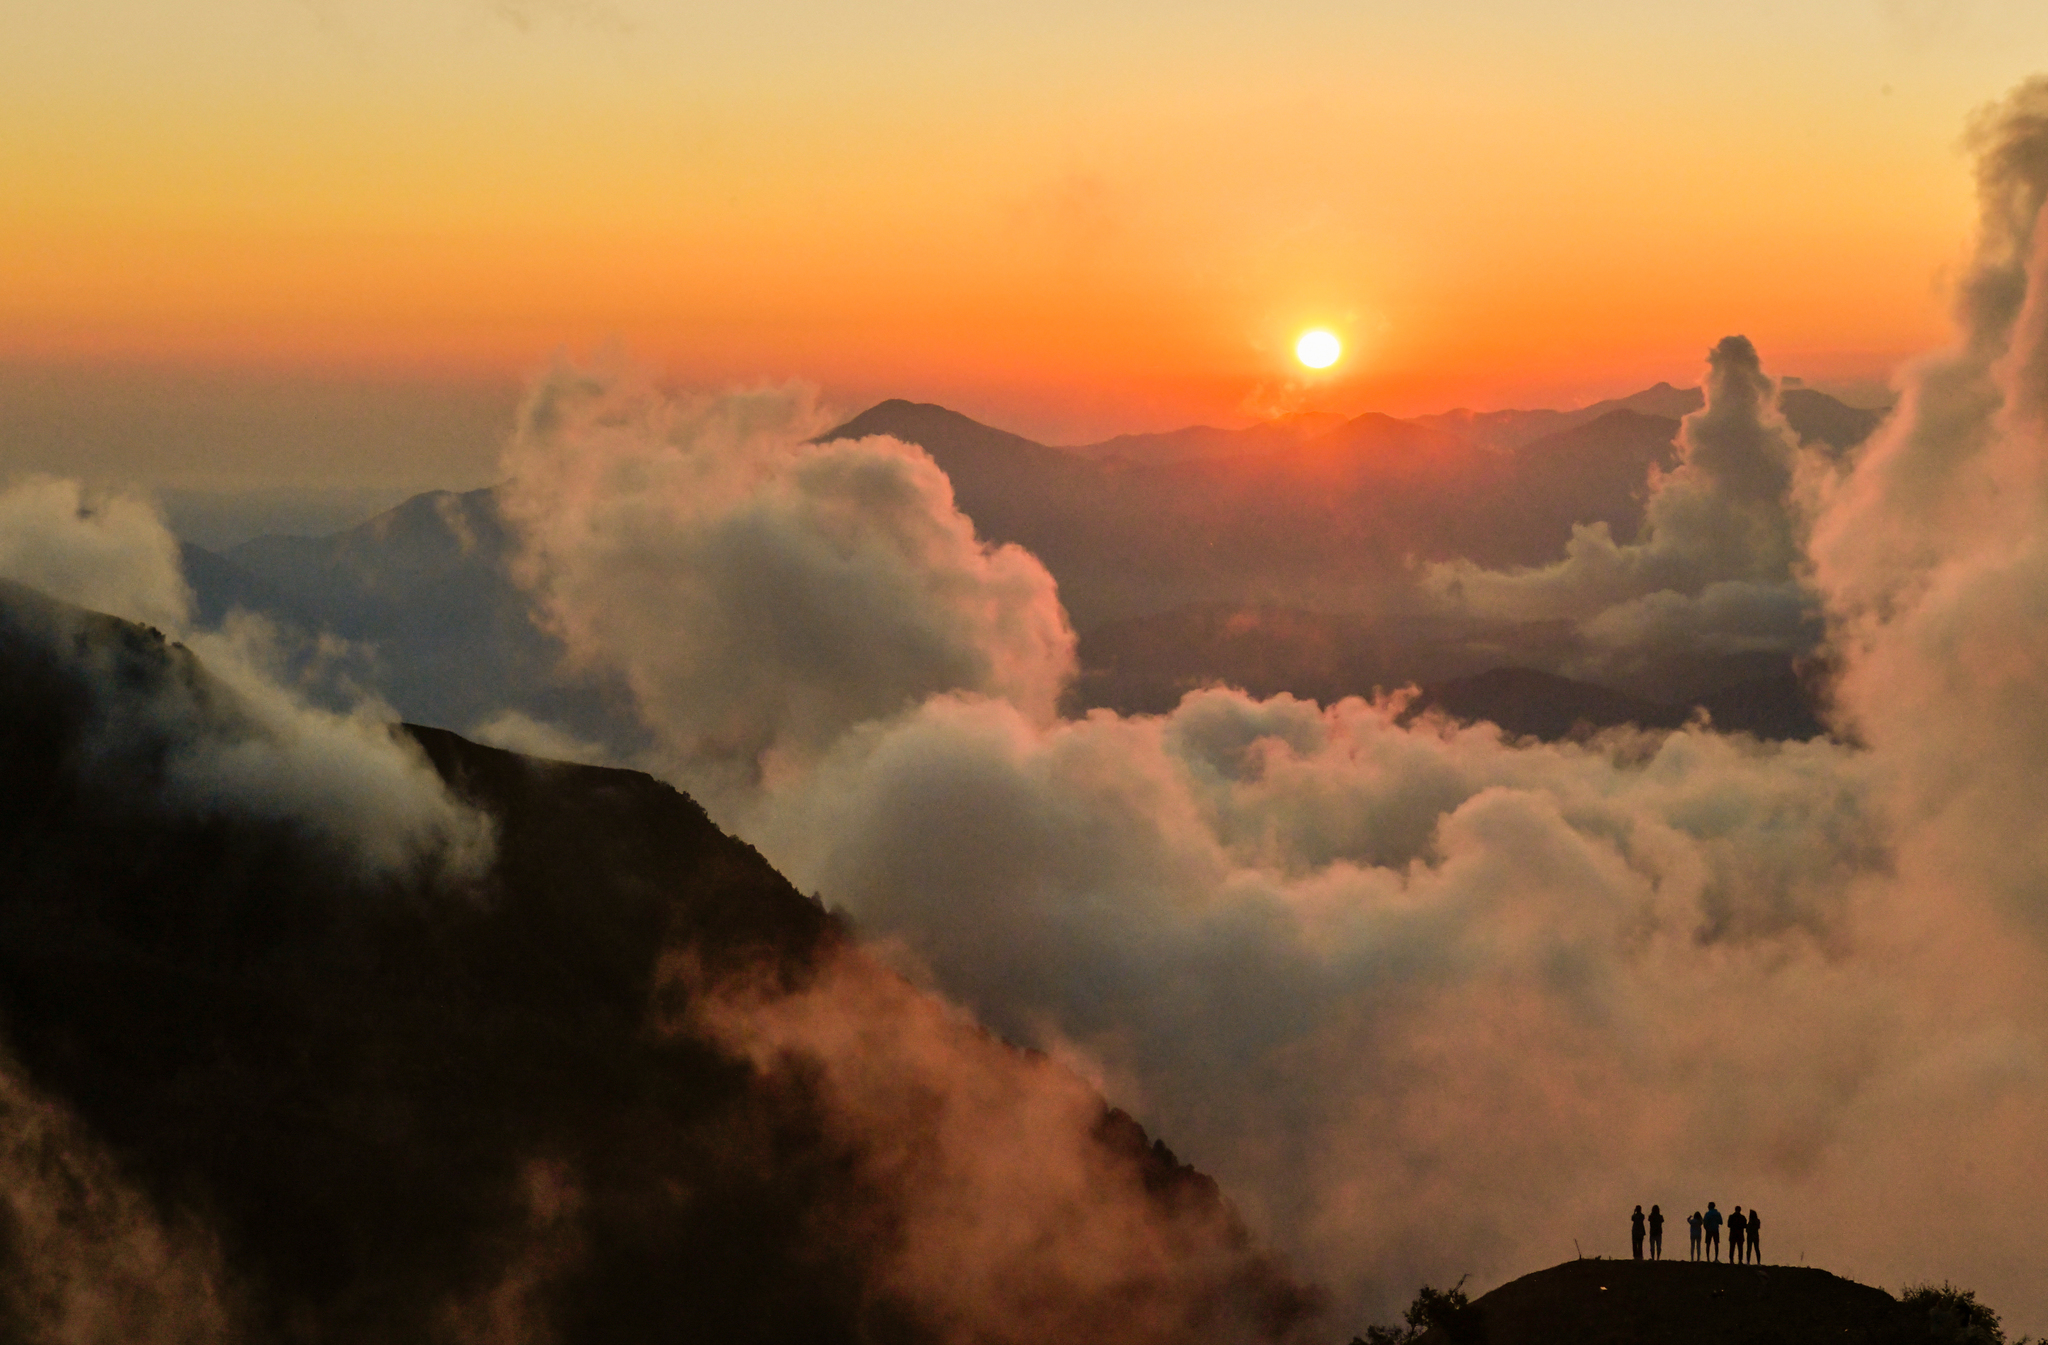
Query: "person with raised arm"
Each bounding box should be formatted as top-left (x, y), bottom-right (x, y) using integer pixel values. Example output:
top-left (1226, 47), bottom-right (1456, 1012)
top-left (1687, 1209), bottom-right (1703, 1261)
top-left (1631, 1205), bottom-right (1646, 1260)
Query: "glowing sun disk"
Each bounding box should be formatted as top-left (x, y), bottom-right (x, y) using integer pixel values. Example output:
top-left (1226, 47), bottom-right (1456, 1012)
top-left (1296, 330), bottom-right (1341, 369)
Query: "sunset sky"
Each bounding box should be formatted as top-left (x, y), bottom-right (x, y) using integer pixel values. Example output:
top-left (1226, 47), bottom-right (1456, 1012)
top-left (7, 0), bottom-right (2048, 468)
top-left (17, 7), bottom-right (2048, 1332)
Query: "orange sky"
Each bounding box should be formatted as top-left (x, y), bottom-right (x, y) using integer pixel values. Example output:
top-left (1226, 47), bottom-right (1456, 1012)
top-left (6, 1), bottom-right (2048, 455)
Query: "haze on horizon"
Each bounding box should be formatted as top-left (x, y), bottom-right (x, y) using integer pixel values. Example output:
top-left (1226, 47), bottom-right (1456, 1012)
top-left (8, 0), bottom-right (2048, 466)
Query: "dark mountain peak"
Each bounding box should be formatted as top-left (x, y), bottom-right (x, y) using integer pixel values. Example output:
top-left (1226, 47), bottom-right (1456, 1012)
top-left (226, 483), bottom-right (510, 584)
top-left (1072, 410), bottom-right (1348, 467)
top-left (1779, 386), bottom-right (1888, 453)
top-left (1611, 381), bottom-right (1706, 419)
top-left (1407, 666), bottom-right (1690, 739)
top-left (818, 399), bottom-right (1051, 456)
top-left (1522, 405), bottom-right (1682, 450)
top-left (1296, 411), bottom-right (1471, 466)
top-left (1330, 408), bottom-right (1440, 436)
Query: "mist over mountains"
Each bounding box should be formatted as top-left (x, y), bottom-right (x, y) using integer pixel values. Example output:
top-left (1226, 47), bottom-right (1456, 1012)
top-left (160, 372), bottom-right (1878, 753)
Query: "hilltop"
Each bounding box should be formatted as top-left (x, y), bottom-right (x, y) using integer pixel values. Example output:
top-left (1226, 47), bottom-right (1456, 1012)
top-left (1399, 1259), bottom-right (1977, 1345)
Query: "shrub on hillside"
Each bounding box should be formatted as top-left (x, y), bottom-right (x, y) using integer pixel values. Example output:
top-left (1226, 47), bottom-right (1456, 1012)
top-left (1350, 1278), bottom-right (1476, 1345)
top-left (1899, 1281), bottom-right (2036, 1345)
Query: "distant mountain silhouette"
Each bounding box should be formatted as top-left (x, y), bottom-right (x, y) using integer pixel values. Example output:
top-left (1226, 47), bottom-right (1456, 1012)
top-left (1072, 411), bottom-right (1348, 465)
top-left (1073, 606), bottom-right (1830, 740)
top-left (167, 386), bottom-right (1871, 744)
top-left (1780, 386), bottom-right (1888, 454)
top-left (817, 399), bottom-right (1636, 625)
top-left (202, 486), bottom-right (636, 748)
top-left (1482, 409), bottom-right (1682, 549)
top-left (1693, 669), bottom-right (1831, 740)
top-left (0, 581), bottom-right (1321, 1344)
top-left (1410, 382), bottom-right (1704, 452)
top-left (816, 384), bottom-right (1882, 630)
top-left (1408, 666), bottom-right (1826, 741)
top-left (1070, 604), bottom-right (1580, 715)
top-left (1395, 1258), bottom-right (1959, 1345)
top-left (1405, 667), bottom-right (1691, 739)
top-left (177, 540), bottom-right (315, 629)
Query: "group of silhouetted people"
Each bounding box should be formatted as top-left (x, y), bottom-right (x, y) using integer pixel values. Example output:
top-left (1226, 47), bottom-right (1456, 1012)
top-left (1631, 1202), bottom-right (1762, 1263)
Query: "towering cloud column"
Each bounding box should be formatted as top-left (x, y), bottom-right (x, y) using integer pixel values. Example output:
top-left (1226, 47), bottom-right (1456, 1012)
top-left (1810, 75), bottom-right (2048, 925)
top-left (1422, 334), bottom-right (1818, 682)
top-left (498, 364), bottom-right (1077, 810)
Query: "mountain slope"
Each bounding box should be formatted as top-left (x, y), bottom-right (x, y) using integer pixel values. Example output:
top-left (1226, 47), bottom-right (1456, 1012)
top-left (0, 583), bottom-right (1321, 1345)
top-left (1073, 412), bottom-right (1347, 465)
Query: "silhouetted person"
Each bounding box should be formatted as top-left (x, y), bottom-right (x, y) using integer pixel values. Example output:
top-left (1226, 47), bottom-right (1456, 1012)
top-left (1728, 1208), bottom-right (1748, 1264)
top-left (1687, 1210), bottom-right (1703, 1261)
top-left (1631, 1205), bottom-right (1645, 1260)
top-left (1746, 1208), bottom-right (1760, 1264)
top-left (1703, 1202), bottom-right (1723, 1261)
top-left (1648, 1204), bottom-right (1664, 1260)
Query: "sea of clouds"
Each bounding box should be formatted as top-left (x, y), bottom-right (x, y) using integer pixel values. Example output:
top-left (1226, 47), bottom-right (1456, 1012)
top-left (484, 77), bottom-right (2048, 1327)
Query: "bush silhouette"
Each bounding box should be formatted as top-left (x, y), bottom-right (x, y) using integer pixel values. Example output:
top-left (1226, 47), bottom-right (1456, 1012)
top-left (1898, 1281), bottom-right (2039, 1344)
top-left (1350, 1277), bottom-right (1475, 1345)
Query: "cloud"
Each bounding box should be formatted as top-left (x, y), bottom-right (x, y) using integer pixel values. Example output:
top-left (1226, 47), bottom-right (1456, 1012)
top-left (1422, 336), bottom-right (1822, 681)
top-left (479, 74), bottom-right (2048, 1334)
top-left (0, 1055), bottom-right (239, 1344)
top-left (501, 371), bottom-right (1937, 1322)
top-left (498, 361), bottom-right (1075, 808)
top-left (0, 477), bottom-right (192, 632)
top-left (669, 943), bottom-right (1322, 1345)
top-left (1809, 74), bottom-right (2048, 927)
top-left (470, 707), bottom-right (615, 767)
top-left (746, 690), bottom-right (1924, 1316)
top-left (0, 483), bottom-right (491, 880)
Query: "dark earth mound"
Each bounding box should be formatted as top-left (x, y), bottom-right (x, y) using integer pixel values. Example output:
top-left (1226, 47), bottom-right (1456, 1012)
top-left (1413, 1259), bottom-right (1944, 1345)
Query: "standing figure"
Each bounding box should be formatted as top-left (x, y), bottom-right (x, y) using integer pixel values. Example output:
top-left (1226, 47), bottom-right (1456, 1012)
top-left (1631, 1205), bottom-right (1646, 1260)
top-left (1746, 1208), bottom-right (1761, 1264)
top-left (1728, 1208), bottom-right (1748, 1264)
top-left (1648, 1205), bottom-right (1664, 1260)
top-left (1687, 1210), bottom-right (1703, 1261)
top-left (1703, 1202), bottom-right (1723, 1261)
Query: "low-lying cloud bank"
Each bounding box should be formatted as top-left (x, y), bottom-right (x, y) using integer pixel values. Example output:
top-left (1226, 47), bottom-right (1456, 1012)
top-left (489, 77), bottom-right (2048, 1331)
top-left (0, 478), bottom-right (490, 878)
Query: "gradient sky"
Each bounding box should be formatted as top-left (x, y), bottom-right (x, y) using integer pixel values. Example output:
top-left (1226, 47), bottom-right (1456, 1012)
top-left (6, 0), bottom-right (2048, 465)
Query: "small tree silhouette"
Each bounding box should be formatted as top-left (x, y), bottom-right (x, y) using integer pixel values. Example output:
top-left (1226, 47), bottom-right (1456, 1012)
top-left (1349, 1277), bottom-right (1474, 1345)
top-left (1898, 1281), bottom-right (2037, 1345)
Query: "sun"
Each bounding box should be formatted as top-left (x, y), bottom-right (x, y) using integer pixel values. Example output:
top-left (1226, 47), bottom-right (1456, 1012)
top-left (1295, 329), bottom-right (1341, 369)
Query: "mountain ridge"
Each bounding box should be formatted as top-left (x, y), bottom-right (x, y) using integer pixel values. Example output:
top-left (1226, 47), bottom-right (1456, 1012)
top-left (0, 581), bottom-right (1321, 1344)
